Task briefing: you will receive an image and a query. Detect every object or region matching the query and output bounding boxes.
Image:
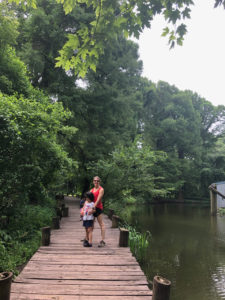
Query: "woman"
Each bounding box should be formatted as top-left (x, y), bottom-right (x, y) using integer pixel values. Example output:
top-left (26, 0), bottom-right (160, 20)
top-left (90, 176), bottom-right (105, 247)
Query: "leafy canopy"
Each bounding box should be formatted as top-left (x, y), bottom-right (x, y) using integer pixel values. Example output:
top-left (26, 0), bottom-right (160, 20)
top-left (87, 139), bottom-right (174, 203)
top-left (8, 0), bottom-right (224, 77)
top-left (0, 92), bottom-right (77, 212)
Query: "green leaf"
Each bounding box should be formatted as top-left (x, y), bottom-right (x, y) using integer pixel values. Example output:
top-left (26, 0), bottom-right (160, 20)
top-left (161, 27), bottom-right (169, 37)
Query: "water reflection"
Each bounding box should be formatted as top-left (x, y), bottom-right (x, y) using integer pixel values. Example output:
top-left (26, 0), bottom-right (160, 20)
top-left (124, 203), bottom-right (225, 300)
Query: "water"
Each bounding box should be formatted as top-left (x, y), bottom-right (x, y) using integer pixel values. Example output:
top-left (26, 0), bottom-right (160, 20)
top-left (124, 203), bottom-right (225, 300)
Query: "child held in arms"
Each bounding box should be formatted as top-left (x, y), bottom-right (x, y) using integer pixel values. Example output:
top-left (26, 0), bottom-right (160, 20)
top-left (80, 192), bottom-right (95, 247)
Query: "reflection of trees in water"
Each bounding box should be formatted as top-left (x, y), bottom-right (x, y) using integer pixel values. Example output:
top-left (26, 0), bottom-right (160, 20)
top-left (124, 203), bottom-right (225, 300)
top-left (212, 266), bottom-right (225, 299)
top-left (211, 216), bottom-right (225, 299)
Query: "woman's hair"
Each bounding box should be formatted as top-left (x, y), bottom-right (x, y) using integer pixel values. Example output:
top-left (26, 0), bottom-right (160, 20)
top-left (93, 176), bottom-right (101, 182)
top-left (84, 191), bottom-right (94, 202)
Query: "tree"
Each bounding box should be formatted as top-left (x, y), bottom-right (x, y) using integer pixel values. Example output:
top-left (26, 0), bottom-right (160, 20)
top-left (15, 0), bottom-right (144, 193)
top-left (15, 0), bottom-right (82, 92)
top-left (0, 2), bottom-right (33, 96)
top-left (9, 0), bottom-right (225, 77)
top-left (142, 81), bottom-right (202, 156)
top-left (140, 81), bottom-right (202, 199)
top-left (0, 92), bottom-right (77, 213)
top-left (140, 79), bottom-right (225, 199)
top-left (87, 140), bottom-right (172, 204)
top-left (64, 36), bottom-right (143, 193)
top-left (189, 92), bottom-right (225, 195)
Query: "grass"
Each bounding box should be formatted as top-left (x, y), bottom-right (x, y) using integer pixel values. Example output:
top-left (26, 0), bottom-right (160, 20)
top-left (122, 223), bottom-right (151, 264)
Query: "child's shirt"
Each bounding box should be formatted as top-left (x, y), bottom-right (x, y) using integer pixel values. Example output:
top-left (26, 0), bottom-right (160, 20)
top-left (82, 202), bottom-right (95, 221)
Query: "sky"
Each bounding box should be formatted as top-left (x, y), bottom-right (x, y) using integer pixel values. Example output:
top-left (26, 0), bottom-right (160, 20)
top-left (135, 0), bottom-right (225, 107)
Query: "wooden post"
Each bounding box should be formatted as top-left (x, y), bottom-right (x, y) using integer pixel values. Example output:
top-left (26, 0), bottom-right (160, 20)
top-left (52, 216), bottom-right (60, 229)
top-left (0, 272), bottom-right (13, 300)
top-left (56, 207), bottom-right (62, 220)
top-left (62, 207), bottom-right (69, 217)
top-left (119, 228), bottom-right (129, 247)
top-left (108, 209), bottom-right (114, 220)
top-left (210, 189), bottom-right (217, 216)
top-left (41, 227), bottom-right (51, 246)
top-left (55, 194), bottom-right (64, 208)
top-left (112, 215), bottom-right (120, 228)
top-left (152, 275), bottom-right (171, 300)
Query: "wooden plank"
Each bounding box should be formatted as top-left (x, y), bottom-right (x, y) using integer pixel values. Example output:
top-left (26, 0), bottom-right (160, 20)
top-left (12, 283), bottom-right (150, 291)
top-left (22, 264), bottom-right (143, 273)
top-left (13, 279), bottom-right (149, 286)
top-left (17, 260), bottom-right (139, 266)
top-left (38, 246), bottom-right (129, 251)
top-left (17, 269), bottom-right (145, 276)
top-left (32, 254), bottom-right (135, 260)
top-left (11, 294), bottom-right (152, 300)
top-left (29, 259), bottom-right (139, 266)
top-left (16, 273), bottom-right (147, 281)
top-left (11, 284), bottom-right (152, 295)
top-left (36, 250), bottom-right (133, 256)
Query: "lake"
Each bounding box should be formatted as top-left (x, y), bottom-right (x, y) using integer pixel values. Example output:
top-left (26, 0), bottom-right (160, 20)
top-left (124, 203), bottom-right (225, 300)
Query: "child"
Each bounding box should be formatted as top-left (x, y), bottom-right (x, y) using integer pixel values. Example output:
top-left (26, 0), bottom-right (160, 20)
top-left (81, 192), bottom-right (95, 247)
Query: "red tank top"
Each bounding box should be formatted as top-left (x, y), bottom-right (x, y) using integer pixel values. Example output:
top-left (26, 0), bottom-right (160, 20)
top-left (91, 186), bottom-right (103, 210)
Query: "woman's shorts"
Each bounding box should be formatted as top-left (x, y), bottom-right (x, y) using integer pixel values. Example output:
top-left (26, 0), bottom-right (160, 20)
top-left (83, 220), bottom-right (94, 228)
top-left (93, 207), bottom-right (103, 218)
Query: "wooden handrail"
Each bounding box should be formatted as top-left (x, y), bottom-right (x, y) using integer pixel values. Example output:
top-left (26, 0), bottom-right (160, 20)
top-left (209, 184), bottom-right (225, 199)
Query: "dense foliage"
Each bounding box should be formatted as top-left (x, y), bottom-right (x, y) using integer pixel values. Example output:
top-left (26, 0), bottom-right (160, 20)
top-left (88, 140), bottom-right (174, 204)
top-left (0, 93), bottom-right (77, 213)
top-left (7, 0), bottom-right (225, 76)
top-left (0, 204), bottom-right (54, 273)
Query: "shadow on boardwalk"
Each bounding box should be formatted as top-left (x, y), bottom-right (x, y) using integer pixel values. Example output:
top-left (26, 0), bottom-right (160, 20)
top-left (11, 197), bottom-right (152, 299)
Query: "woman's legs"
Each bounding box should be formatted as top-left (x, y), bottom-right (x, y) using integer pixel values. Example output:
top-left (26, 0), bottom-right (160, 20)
top-left (97, 214), bottom-right (105, 241)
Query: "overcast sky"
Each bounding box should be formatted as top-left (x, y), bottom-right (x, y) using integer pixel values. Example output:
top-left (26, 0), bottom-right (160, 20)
top-left (135, 0), bottom-right (225, 107)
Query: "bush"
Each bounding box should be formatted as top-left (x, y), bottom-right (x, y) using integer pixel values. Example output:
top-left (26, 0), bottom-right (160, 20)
top-left (0, 204), bottom-right (54, 274)
top-left (87, 140), bottom-right (174, 206)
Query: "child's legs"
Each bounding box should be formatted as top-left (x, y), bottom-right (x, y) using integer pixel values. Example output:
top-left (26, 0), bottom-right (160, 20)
top-left (87, 227), bottom-right (93, 244)
top-left (85, 228), bottom-right (89, 240)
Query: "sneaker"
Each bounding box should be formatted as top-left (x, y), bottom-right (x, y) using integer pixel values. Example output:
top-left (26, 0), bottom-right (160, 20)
top-left (98, 240), bottom-right (106, 248)
top-left (84, 242), bottom-right (92, 247)
top-left (83, 239), bottom-right (89, 246)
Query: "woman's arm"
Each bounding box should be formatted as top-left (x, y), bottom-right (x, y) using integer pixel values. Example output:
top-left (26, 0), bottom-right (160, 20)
top-left (94, 188), bottom-right (104, 207)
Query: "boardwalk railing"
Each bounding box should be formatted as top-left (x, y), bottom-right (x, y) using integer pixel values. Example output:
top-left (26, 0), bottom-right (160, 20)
top-left (209, 184), bottom-right (225, 215)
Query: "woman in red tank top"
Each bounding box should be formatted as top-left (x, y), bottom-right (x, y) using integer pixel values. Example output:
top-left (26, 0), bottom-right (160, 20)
top-left (91, 176), bottom-right (105, 247)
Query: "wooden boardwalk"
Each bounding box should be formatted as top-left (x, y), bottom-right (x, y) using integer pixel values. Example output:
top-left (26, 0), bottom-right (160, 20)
top-left (11, 197), bottom-right (152, 299)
